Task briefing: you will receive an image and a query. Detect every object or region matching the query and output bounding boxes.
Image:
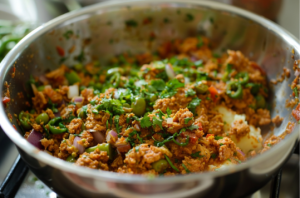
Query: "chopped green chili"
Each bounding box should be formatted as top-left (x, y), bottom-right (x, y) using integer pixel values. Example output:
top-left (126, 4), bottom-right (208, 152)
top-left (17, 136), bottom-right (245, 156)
top-left (226, 81), bottom-right (243, 99)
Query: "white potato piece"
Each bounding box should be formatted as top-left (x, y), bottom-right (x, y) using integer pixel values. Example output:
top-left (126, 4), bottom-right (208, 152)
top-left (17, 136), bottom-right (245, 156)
top-left (208, 160), bottom-right (235, 171)
top-left (214, 105), bottom-right (263, 154)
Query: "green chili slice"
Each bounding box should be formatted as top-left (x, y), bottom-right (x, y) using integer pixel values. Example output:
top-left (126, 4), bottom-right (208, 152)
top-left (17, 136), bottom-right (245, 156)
top-left (19, 111), bottom-right (32, 130)
top-left (226, 81), bottom-right (243, 99)
top-left (164, 154), bottom-right (179, 172)
top-left (235, 72), bottom-right (249, 85)
top-left (48, 117), bottom-right (67, 134)
top-left (65, 71), bottom-right (81, 85)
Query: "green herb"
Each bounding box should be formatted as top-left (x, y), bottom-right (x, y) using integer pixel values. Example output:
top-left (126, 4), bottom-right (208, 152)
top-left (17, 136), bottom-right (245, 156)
top-left (114, 115), bottom-right (121, 134)
top-left (211, 153), bottom-right (217, 159)
top-left (153, 116), bottom-right (163, 130)
top-left (166, 107), bottom-right (172, 117)
top-left (185, 89), bottom-right (196, 97)
top-left (206, 97), bottom-right (211, 100)
top-left (219, 143), bottom-right (224, 146)
top-left (160, 79), bottom-right (185, 99)
top-left (63, 30), bottom-right (73, 39)
top-left (90, 100), bottom-right (97, 105)
top-left (191, 151), bottom-right (204, 158)
top-left (48, 99), bottom-right (58, 113)
top-left (125, 19), bottom-right (138, 27)
top-left (196, 36), bottom-right (204, 48)
top-left (42, 125), bottom-right (50, 139)
top-left (233, 152), bottom-right (237, 156)
top-left (227, 158), bottom-right (231, 162)
top-left (92, 109), bottom-right (98, 114)
top-left (165, 155), bottom-right (179, 172)
top-left (95, 98), bottom-right (124, 116)
top-left (184, 117), bottom-right (193, 124)
top-left (234, 158), bottom-right (242, 164)
top-left (75, 50), bottom-right (85, 62)
top-left (215, 136), bottom-right (223, 140)
top-left (293, 87), bottom-right (298, 98)
top-left (151, 79), bottom-right (166, 91)
top-left (163, 18), bottom-right (170, 23)
top-left (188, 124), bottom-right (199, 130)
top-left (213, 53), bottom-right (220, 58)
top-left (213, 70), bottom-right (218, 77)
top-left (136, 133), bottom-right (143, 143)
top-left (135, 145), bottom-right (141, 152)
top-left (182, 163), bottom-right (191, 173)
top-left (187, 97), bottom-right (201, 114)
top-left (174, 158), bottom-right (179, 163)
top-left (267, 143), bottom-right (272, 147)
top-left (209, 17), bottom-right (214, 23)
top-left (185, 13), bottom-right (194, 21)
top-left (155, 71), bottom-right (168, 81)
top-left (140, 115), bottom-right (152, 128)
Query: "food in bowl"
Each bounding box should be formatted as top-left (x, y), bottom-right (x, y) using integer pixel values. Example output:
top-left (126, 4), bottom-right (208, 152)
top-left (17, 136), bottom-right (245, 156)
top-left (15, 37), bottom-right (297, 175)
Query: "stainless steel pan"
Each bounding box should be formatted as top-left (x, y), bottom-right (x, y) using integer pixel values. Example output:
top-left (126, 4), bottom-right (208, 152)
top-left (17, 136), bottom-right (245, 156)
top-left (0, 1), bottom-right (299, 197)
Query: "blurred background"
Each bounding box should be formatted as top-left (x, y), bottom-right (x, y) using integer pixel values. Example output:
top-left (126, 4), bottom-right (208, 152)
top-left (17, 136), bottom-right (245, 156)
top-left (0, 0), bottom-right (299, 198)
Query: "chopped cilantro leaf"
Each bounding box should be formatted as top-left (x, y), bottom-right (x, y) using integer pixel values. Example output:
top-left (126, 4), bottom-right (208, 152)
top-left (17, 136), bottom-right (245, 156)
top-left (92, 109), bottom-right (98, 114)
top-left (153, 116), bottom-right (163, 130)
top-left (191, 151), bottom-right (204, 158)
top-left (211, 153), bottom-right (217, 159)
top-left (220, 143), bottom-right (224, 146)
top-left (184, 117), bottom-right (193, 124)
top-left (293, 87), bottom-right (298, 98)
top-left (151, 79), bottom-right (166, 91)
top-left (125, 19), bottom-right (138, 27)
top-left (213, 53), bottom-right (220, 58)
top-left (185, 88), bottom-right (196, 97)
top-left (166, 107), bottom-right (172, 117)
top-left (187, 97), bottom-right (201, 114)
top-left (182, 163), bottom-right (191, 173)
top-left (188, 125), bottom-right (199, 130)
top-left (95, 98), bottom-right (124, 116)
top-left (140, 116), bottom-right (152, 128)
top-left (267, 143), bottom-right (272, 147)
top-left (160, 79), bottom-right (185, 99)
top-left (90, 100), bottom-right (97, 105)
top-left (196, 36), bottom-right (204, 48)
top-left (234, 158), bottom-right (242, 164)
top-left (185, 13), bottom-right (194, 22)
top-left (227, 158), bottom-right (231, 162)
top-left (206, 97), bottom-right (211, 100)
top-left (63, 30), bottom-right (73, 39)
top-left (215, 136), bottom-right (223, 140)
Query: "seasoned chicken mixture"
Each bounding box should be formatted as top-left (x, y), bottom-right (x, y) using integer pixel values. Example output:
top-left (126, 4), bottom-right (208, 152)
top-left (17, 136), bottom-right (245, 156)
top-left (17, 37), bottom-right (298, 175)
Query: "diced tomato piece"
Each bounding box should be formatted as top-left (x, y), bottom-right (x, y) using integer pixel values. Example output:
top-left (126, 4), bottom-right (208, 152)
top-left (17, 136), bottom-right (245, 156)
top-left (206, 134), bottom-right (214, 138)
top-left (56, 46), bottom-right (65, 57)
top-left (208, 86), bottom-right (218, 102)
top-left (13, 125), bottom-right (17, 130)
top-left (292, 103), bottom-right (300, 121)
top-left (194, 122), bottom-right (203, 131)
top-left (2, 96), bottom-right (10, 104)
top-left (181, 132), bottom-right (197, 144)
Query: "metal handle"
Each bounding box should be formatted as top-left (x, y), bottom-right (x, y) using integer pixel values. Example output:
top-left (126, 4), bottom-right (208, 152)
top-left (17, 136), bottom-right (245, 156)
top-left (0, 155), bottom-right (29, 198)
top-left (269, 169), bottom-right (282, 198)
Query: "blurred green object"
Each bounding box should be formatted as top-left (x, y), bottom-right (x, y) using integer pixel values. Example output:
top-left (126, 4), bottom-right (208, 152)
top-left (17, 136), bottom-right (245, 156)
top-left (0, 20), bottom-right (31, 62)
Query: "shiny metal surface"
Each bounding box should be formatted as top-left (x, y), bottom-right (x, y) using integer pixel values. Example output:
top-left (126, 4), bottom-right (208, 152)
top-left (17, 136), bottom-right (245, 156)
top-left (0, 1), bottom-right (299, 197)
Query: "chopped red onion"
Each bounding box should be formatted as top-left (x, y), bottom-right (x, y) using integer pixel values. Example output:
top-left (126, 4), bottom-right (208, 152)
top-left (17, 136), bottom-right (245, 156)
top-left (165, 64), bottom-right (176, 79)
top-left (134, 124), bottom-right (141, 131)
top-left (68, 85), bottom-right (79, 99)
top-left (116, 143), bottom-right (131, 153)
top-left (237, 148), bottom-right (245, 157)
top-left (106, 130), bottom-right (118, 143)
top-left (27, 129), bottom-right (43, 149)
top-left (39, 75), bottom-right (48, 84)
top-left (73, 136), bottom-right (85, 154)
top-left (295, 70), bottom-right (300, 77)
top-left (167, 118), bottom-right (173, 124)
top-left (88, 130), bottom-right (105, 144)
top-left (73, 96), bottom-right (84, 104)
